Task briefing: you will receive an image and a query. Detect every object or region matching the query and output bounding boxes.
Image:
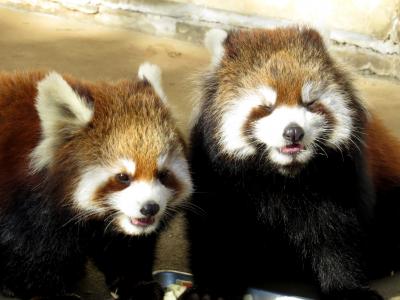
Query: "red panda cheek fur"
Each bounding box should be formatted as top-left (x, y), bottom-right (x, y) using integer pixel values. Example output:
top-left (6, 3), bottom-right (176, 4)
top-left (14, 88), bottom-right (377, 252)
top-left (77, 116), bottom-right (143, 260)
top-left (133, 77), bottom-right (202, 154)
top-left (183, 27), bottom-right (400, 300)
top-left (0, 68), bottom-right (189, 299)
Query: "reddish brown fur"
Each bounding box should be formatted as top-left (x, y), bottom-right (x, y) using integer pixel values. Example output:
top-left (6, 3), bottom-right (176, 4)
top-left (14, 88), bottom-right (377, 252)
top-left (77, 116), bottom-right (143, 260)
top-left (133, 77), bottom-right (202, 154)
top-left (215, 27), bottom-right (330, 107)
top-left (0, 71), bottom-right (45, 206)
top-left (365, 114), bottom-right (400, 190)
top-left (133, 158), bottom-right (158, 181)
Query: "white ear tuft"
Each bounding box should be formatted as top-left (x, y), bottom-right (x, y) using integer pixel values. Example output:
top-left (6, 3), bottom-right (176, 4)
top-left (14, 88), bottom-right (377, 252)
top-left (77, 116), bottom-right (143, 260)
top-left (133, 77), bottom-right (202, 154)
top-left (138, 62), bottom-right (167, 103)
top-left (36, 72), bottom-right (93, 126)
top-left (204, 28), bottom-right (228, 66)
top-left (30, 72), bottom-right (93, 173)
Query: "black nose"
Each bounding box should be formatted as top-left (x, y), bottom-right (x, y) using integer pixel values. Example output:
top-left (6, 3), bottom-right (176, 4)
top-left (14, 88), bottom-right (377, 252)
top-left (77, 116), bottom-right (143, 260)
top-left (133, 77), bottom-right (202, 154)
top-left (283, 123), bottom-right (305, 143)
top-left (140, 202), bottom-right (160, 217)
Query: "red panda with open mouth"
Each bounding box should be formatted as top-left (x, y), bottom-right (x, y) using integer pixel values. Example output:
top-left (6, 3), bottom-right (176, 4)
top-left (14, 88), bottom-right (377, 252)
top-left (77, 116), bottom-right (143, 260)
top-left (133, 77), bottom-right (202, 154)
top-left (0, 63), bottom-right (192, 299)
top-left (181, 27), bottom-right (400, 300)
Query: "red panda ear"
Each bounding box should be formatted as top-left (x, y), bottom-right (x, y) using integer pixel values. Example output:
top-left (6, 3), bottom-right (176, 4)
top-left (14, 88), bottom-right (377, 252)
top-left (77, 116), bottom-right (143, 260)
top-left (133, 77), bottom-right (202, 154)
top-left (204, 28), bottom-right (228, 66)
top-left (137, 62), bottom-right (167, 104)
top-left (30, 72), bottom-right (94, 173)
top-left (299, 26), bottom-right (331, 50)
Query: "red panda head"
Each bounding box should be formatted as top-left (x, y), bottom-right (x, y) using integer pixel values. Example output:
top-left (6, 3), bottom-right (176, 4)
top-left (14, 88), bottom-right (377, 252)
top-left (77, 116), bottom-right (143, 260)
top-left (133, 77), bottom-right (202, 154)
top-left (199, 27), bottom-right (366, 175)
top-left (31, 63), bottom-right (192, 235)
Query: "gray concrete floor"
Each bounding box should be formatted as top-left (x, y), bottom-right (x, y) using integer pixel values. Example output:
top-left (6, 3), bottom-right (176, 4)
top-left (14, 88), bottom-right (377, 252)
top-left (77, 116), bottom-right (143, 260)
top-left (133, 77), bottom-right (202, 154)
top-left (0, 7), bottom-right (399, 300)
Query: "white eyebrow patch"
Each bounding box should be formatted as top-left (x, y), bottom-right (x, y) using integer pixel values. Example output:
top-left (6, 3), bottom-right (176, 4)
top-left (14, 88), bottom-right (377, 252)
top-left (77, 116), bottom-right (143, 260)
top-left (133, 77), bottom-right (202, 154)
top-left (302, 81), bottom-right (354, 147)
top-left (157, 154), bottom-right (168, 169)
top-left (301, 81), bottom-right (324, 104)
top-left (120, 159), bottom-right (136, 175)
top-left (258, 86), bottom-right (277, 106)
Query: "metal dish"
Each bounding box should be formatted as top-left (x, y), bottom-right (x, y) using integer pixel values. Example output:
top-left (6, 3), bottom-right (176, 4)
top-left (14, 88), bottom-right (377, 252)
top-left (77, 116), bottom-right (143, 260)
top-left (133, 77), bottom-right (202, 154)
top-left (153, 270), bottom-right (314, 300)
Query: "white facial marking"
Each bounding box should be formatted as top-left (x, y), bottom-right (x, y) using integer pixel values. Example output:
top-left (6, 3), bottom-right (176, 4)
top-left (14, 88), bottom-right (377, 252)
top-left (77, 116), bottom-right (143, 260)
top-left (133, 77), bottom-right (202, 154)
top-left (253, 106), bottom-right (318, 147)
top-left (157, 153), bottom-right (193, 202)
top-left (73, 154), bottom-right (191, 235)
top-left (258, 86), bottom-right (277, 106)
top-left (31, 72), bottom-right (93, 173)
top-left (204, 28), bottom-right (228, 66)
top-left (74, 159), bottom-right (136, 213)
top-left (219, 86), bottom-right (277, 158)
top-left (110, 180), bottom-right (172, 235)
top-left (121, 159), bottom-right (136, 175)
top-left (302, 81), bottom-right (354, 147)
top-left (138, 62), bottom-right (167, 103)
top-left (169, 156), bottom-right (193, 200)
top-left (253, 106), bottom-right (325, 166)
top-left (302, 81), bottom-right (322, 105)
top-left (74, 166), bottom-right (111, 213)
top-left (320, 90), bottom-right (353, 146)
top-left (157, 153), bottom-right (168, 169)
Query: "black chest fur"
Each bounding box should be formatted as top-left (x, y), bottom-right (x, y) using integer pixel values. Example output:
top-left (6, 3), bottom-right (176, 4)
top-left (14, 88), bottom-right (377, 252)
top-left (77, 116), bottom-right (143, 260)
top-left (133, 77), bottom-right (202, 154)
top-left (187, 126), bottom-right (376, 281)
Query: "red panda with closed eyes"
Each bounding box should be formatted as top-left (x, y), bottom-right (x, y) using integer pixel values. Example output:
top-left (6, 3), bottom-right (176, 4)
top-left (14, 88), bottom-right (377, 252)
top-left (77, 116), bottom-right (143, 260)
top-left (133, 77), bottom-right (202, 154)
top-left (0, 63), bottom-right (192, 300)
top-left (181, 27), bottom-right (400, 300)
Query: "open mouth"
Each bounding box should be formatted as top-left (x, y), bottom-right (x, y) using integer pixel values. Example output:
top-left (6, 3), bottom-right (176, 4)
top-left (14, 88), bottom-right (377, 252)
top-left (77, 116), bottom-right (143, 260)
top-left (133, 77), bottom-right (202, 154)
top-left (130, 216), bottom-right (155, 227)
top-left (280, 144), bottom-right (304, 155)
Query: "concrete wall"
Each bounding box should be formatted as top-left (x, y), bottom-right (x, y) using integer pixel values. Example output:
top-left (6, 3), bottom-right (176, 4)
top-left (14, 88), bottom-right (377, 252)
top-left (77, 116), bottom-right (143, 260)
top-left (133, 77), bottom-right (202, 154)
top-left (172, 0), bottom-right (400, 42)
top-left (1, 0), bottom-right (399, 79)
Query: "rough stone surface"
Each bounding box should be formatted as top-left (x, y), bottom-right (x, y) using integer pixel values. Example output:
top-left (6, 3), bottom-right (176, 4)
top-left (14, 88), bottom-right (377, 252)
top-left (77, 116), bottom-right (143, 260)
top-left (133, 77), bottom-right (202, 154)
top-left (172, 0), bottom-right (400, 40)
top-left (0, 0), bottom-right (399, 79)
top-left (332, 45), bottom-right (400, 80)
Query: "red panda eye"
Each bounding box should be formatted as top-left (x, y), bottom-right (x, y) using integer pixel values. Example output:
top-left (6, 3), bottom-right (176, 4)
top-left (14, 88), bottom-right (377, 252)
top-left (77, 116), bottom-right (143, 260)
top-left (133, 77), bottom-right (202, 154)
top-left (263, 104), bottom-right (273, 112)
top-left (157, 170), bottom-right (170, 185)
top-left (115, 173), bottom-right (131, 185)
top-left (306, 99), bottom-right (318, 108)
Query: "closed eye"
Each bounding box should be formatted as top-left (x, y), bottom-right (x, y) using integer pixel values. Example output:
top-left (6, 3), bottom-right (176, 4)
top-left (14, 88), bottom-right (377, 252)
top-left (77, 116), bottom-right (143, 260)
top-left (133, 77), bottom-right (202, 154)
top-left (257, 104), bottom-right (274, 116)
top-left (305, 99), bottom-right (318, 108)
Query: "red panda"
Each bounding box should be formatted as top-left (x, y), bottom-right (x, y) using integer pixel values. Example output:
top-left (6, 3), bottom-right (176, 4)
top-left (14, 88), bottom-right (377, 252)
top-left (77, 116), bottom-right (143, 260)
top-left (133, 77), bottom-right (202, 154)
top-left (0, 63), bottom-right (192, 300)
top-left (181, 27), bottom-right (400, 300)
